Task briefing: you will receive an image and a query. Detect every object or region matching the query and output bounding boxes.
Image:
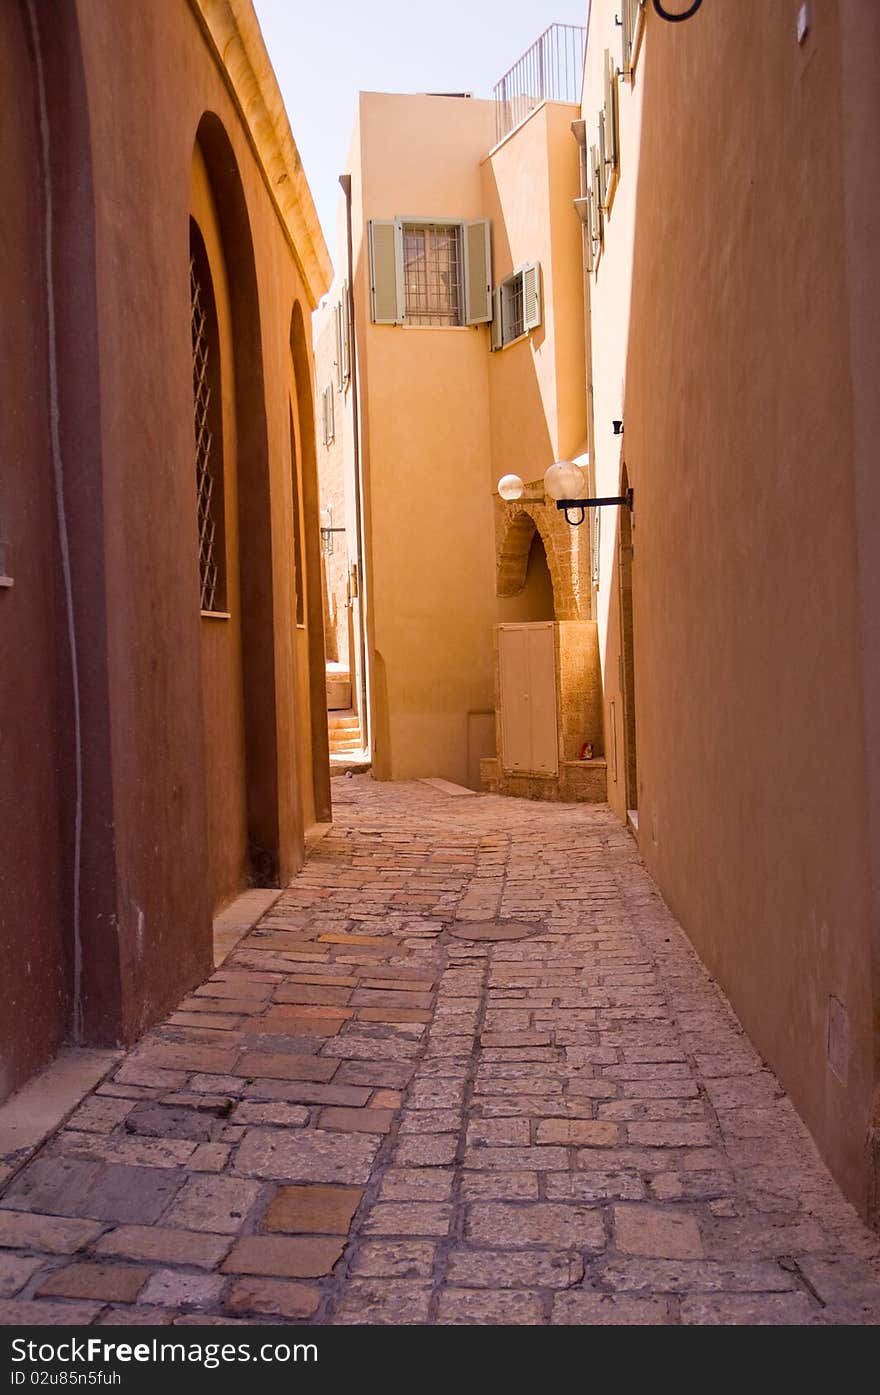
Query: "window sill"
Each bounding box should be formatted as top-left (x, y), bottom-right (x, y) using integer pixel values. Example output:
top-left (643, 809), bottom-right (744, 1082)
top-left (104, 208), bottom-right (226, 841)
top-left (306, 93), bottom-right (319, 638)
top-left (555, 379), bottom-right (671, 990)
top-left (495, 330), bottom-right (531, 353)
top-left (398, 324), bottom-right (474, 332)
top-left (0, 575), bottom-right (13, 589)
top-left (201, 609), bottom-right (231, 620)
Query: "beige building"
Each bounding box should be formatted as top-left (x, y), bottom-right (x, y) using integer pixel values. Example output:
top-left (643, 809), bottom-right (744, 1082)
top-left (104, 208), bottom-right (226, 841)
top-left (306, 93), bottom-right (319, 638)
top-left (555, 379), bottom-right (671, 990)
top-left (579, 0), bottom-right (880, 1225)
top-left (315, 46), bottom-right (605, 797)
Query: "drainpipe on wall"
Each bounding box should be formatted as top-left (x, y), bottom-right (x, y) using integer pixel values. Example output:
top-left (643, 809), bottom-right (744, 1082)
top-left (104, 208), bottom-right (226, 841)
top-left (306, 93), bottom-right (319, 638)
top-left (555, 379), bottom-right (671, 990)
top-left (339, 174), bottom-right (370, 757)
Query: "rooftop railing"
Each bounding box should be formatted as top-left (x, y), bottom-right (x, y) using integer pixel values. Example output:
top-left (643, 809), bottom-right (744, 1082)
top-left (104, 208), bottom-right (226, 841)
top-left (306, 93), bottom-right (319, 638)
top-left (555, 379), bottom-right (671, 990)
top-left (492, 23), bottom-right (587, 145)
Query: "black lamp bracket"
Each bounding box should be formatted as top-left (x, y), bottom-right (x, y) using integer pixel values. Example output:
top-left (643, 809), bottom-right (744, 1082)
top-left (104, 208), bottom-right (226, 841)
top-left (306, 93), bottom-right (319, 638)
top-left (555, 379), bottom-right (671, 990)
top-left (556, 488), bottom-right (634, 526)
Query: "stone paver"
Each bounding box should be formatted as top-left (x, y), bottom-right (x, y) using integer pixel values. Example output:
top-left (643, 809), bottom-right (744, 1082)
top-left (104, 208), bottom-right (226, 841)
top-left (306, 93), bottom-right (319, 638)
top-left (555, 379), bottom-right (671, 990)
top-left (2, 776), bottom-right (880, 1325)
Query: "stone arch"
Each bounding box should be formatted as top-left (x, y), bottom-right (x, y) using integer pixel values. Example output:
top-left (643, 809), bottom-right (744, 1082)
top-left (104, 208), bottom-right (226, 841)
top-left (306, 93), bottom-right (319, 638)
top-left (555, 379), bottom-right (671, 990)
top-left (192, 111), bottom-right (280, 895)
top-left (496, 503), bottom-right (580, 620)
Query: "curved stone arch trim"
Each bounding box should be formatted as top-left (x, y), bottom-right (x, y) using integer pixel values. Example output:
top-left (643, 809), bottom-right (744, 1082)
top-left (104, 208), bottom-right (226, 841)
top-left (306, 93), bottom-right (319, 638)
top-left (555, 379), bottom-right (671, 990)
top-left (496, 503), bottom-right (579, 619)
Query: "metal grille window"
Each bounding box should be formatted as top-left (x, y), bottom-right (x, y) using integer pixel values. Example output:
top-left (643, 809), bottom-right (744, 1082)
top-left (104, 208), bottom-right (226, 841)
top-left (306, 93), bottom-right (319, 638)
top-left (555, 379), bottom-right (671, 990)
top-left (491, 263), bottom-right (542, 350)
top-left (189, 227), bottom-right (226, 614)
top-left (402, 224), bottom-right (463, 326)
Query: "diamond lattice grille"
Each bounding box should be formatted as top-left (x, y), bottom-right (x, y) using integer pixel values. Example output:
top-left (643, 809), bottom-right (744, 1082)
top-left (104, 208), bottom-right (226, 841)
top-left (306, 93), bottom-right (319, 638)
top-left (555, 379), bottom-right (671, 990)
top-left (190, 257), bottom-right (219, 611)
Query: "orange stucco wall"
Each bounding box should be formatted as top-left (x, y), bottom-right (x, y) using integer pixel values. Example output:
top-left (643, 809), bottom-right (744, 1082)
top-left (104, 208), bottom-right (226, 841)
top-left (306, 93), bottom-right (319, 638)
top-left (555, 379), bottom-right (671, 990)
top-left (0, 0), bottom-right (329, 1096)
top-left (585, 0), bottom-right (880, 1214)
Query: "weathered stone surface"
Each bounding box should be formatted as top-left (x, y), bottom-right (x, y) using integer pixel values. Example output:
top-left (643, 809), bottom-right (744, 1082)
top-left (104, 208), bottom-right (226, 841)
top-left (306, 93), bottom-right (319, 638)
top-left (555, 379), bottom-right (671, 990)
top-left (332, 1278), bottom-right (432, 1325)
top-left (436, 1288), bottom-right (544, 1324)
top-left (93, 1225), bottom-right (232, 1268)
top-left (680, 1292), bottom-right (819, 1324)
top-left (225, 1277), bottom-right (321, 1319)
top-left (613, 1205), bottom-right (704, 1259)
top-left (222, 1234), bottom-right (344, 1278)
top-left (233, 1128), bottom-right (380, 1185)
top-left (466, 1203), bottom-right (606, 1251)
top-left (5, 778), bottom-right (880, 1329)
top-left (140, 1270), bottom-right (225, 1308)
top-left (0, 1254), bottom-right (44, 1297)
top-left (536, 1120), bottom-right (619, 1147)
top-left (162, 1176), bottom-right (262, 1233)
top-left (395, 1134), bottom-right (458, 1167)
top-left (552, 1293), bottom-right (668, 1325)
top-left (379, 1168), bottom-right (455, 1201)
top-left (446, 1249), bottom-right (583, 1289)
top-left (37, 1263), bottom-right (150, 1303)
top-left (0, 1211), bottom-right (103, 1254)
top-left (262, 1184), bottom-right (363, 1235)
top-left (318, 1106), bottom-right (394, 1134)
top-left (362, 1203), bottom-right (452, 1237)
top-left (350, 1241), bottom-right (436, 1278)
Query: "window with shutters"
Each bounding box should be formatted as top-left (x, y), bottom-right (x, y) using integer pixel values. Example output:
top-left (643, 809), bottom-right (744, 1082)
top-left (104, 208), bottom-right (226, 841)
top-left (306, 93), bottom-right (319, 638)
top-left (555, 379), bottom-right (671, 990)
top-left (402, 223), bottom-right (463, 326)
top-left (602, 49), bottom-right (620, 212)
top-left (621, 0), bottom-right (646, 81)
top-left (322, 384), bottom-right (335, 446)
top-left (334, 284), bottom-right (351, 389)
top-left (368, 218), bottom-right (492, 327)
top-left (189, 219), bottom-right (227, 614)
top-left (491, 263), bottom-right (542, 350)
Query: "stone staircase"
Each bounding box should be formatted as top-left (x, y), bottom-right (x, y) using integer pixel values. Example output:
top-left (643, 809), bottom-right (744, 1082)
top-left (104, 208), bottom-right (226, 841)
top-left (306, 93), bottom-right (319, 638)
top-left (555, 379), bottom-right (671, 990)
top-left (328, 709), bottom-right (362, 756)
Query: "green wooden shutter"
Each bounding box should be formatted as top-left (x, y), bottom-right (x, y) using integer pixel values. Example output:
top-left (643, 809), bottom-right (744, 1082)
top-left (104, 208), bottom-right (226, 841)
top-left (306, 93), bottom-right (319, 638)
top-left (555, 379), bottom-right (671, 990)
top-left (522, 263), bottom-right (541, 332)
top-left (368, 220), bottom-right (401, 324)
top-left (463, 219), bottom-right (493, 325)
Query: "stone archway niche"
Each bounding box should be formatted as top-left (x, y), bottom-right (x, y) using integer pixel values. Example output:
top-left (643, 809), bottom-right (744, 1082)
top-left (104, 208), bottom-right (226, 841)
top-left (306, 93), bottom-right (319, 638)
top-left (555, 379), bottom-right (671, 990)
top-left (481, 500), bottom-right (607, 803)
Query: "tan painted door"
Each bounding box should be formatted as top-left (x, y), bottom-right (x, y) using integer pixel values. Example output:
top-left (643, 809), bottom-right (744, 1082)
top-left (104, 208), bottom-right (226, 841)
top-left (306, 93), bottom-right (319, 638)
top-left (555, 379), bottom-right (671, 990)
top-left (498, 622), bottom-right (558, 776)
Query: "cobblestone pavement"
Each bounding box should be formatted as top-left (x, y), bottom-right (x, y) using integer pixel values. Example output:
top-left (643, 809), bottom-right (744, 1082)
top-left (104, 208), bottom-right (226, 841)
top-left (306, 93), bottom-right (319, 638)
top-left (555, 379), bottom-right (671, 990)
top-left (2, 777), bottom-right (880, 1326)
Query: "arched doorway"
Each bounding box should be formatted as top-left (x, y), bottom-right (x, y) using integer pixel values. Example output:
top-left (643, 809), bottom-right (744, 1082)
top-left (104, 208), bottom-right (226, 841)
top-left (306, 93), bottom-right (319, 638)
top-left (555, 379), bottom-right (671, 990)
top-left (190, 115), bottom-right (279, 908)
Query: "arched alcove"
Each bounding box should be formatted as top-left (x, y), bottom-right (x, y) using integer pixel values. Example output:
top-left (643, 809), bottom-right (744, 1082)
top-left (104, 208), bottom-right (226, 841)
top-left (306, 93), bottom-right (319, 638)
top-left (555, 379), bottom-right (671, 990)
top-left (192, 112), bottom-right (279, 897)
top-left (496, 504), bottom-right (581, 619)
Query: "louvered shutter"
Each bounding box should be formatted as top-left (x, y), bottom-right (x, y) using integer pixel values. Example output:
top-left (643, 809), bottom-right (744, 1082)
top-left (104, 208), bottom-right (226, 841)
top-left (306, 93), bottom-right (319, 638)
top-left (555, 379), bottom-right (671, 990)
top-left (322, 385), bottom-right (334, 445)
top-left (604, 50), bottom-right (619, 174)
top-left (590, 146), bottom-right (602, 247)
top-left (522, 263), bottom-right (541, 332)
top-left (334, 301), bottom-right (344, 390)
top-left (463, 219), bottom-right (493, 325)
top-left (582, 197), bottom-right (594, 274)
top-left (491, 286), bottom-right (502, 351)
top-left (340, 281), bottom-right (351, 385)
top-left (368, 220), bottom-right (401, 324)
top-left (598, 113), bottom-right (608, 210)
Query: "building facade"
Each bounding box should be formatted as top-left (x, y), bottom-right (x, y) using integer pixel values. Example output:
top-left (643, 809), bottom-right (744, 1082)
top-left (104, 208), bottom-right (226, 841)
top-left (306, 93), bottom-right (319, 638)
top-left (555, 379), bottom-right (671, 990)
top-left (580, 0), bottom-right (880, 1224)
top-left (0, 0), bottom-right (331, 1103)
top-left (315, 76), bottom-right (604, 794)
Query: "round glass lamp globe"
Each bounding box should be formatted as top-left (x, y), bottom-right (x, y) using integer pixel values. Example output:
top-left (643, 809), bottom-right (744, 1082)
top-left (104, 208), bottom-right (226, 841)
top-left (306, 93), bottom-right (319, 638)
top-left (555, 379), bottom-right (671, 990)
top-left (497, 474), bottom-right (525, 501)
top-left (544, 460), bottom-right (587, 501)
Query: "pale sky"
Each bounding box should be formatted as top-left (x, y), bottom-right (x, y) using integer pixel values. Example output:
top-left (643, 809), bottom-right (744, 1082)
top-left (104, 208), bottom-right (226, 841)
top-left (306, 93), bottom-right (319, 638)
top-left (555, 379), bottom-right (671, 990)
top-left (253, 1), bottom-right (588, 248)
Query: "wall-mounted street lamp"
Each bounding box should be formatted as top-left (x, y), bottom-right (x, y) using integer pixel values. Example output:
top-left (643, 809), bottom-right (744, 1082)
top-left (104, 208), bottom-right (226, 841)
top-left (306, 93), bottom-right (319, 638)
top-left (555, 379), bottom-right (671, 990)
top-left (497, 458), bottom-right (633, 527)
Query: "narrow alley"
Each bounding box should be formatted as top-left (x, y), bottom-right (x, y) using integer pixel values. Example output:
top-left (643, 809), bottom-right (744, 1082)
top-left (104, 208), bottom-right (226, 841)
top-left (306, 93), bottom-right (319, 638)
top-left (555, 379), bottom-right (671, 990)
top-left (1, 778), bottom-right (879, 1326)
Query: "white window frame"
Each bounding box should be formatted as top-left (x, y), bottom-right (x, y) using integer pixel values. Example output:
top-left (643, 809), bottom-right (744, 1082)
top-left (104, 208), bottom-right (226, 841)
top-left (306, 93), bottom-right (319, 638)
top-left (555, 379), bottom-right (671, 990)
top-left (491, 262), bottom-right (542, 351)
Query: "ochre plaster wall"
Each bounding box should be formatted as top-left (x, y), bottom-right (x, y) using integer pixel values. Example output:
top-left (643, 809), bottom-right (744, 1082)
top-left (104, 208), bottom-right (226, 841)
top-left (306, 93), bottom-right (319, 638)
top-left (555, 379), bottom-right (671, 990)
top-left (0, 2), bottom-right (69, 1099)
top-left (354, 94), bottom-right (498, 786)
top-left (0, 0), bottom-right (329, 1080)
top-left (587, 0), bottom-right (880, 1213)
